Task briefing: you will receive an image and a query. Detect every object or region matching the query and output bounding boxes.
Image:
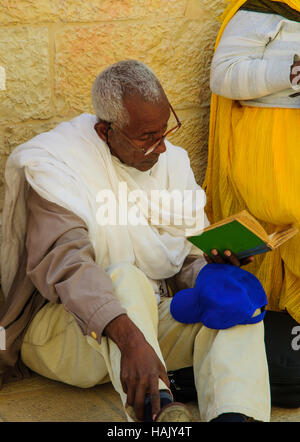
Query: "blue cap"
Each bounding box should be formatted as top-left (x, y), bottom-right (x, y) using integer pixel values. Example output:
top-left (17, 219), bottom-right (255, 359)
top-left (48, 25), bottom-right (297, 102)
top-left (170, 264), bottom-right (267, 329)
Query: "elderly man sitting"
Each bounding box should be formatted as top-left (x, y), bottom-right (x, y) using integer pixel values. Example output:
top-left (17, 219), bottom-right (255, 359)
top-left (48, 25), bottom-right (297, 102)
top-left (0, 60), bottom-right (270, 422)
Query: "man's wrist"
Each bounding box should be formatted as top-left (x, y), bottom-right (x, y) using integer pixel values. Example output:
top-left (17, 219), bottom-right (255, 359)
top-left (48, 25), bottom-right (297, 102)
top-left (104, 313), bottom-right (145, 352)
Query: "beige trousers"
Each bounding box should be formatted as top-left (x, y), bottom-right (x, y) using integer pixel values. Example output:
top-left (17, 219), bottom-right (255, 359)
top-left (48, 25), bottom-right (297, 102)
top-left (21, 262), bottom-right (271, 422)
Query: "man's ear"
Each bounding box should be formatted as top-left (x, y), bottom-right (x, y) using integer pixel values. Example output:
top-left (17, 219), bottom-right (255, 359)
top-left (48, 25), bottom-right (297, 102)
top-left (94, 120), bottom-right (109, 142)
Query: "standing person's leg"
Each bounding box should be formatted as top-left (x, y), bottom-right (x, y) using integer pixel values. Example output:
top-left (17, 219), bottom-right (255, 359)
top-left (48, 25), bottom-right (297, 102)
top-left (158, 298), bottom-right (271, 422)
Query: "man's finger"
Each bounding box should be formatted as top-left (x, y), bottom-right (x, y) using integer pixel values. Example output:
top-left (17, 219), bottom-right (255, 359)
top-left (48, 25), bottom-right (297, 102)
top-left (211, 249), bottom-right (226, 264)
top-left (203, 253), bottom-right (213, 263)
top-left (134, 383), bottom-right (148, 421)
top-left (224, 250), bottom-right (241, 266)
top-left (125, 382), bottom-right (135, 407)
top-left (240, 256), bottom-right (254, 266)
top-left (148, 379), bottom-right (160, 421)
top-left (159, 368), bottom-right (170, 390)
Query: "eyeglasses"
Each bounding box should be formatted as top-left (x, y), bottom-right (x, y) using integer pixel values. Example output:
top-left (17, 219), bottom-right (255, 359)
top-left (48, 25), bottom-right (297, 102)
top-left (108, 103), bottom-right (181, 156)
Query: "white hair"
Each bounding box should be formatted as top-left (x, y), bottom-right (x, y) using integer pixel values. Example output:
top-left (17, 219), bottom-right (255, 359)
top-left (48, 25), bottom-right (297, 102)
top-left (91, 60), bottom-right (164, 128)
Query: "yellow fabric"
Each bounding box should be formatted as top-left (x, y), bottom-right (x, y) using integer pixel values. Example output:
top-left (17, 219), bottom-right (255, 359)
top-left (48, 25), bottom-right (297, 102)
top-left (203, 0), bottom-right (300, 322)
top-left (21, 302), bottom-right (111, 388)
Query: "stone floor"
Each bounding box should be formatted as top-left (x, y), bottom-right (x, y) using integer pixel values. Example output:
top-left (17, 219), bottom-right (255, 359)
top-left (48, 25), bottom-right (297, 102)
top-left (0, 374), bottom-right (299, 422)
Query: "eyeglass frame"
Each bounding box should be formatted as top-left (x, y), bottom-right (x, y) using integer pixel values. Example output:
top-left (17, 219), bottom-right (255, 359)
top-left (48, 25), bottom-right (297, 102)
top-left (106, 103), bottom-right (182, 156)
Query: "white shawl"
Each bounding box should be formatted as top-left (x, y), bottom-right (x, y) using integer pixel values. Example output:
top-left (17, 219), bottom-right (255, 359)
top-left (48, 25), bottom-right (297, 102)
top-left (1, 113), bottom-right (206, 297)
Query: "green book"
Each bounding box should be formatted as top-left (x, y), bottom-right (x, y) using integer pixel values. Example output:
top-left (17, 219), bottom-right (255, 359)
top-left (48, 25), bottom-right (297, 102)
top-left (187, 210), bottom-right (298, 260)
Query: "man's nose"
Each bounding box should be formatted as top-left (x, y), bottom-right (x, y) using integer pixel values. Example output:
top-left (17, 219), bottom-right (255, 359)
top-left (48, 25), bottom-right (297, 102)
top-left (154, 138), bottom-right (167, 154)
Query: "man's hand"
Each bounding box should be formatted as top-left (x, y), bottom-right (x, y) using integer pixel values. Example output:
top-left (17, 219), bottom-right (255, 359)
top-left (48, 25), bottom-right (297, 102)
top-left (104, 314), bottom-right (170, 421)
top-left (203, 249), bottom-right (254, 267)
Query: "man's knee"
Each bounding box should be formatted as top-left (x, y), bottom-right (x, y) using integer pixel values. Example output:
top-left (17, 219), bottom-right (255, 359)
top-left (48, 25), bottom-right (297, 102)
top-left (21, 302), bottom-right (109, 388)
top-left (106, 262), bottom-right (143, 279)
top-left (106, 262), bottom-right (157, 305)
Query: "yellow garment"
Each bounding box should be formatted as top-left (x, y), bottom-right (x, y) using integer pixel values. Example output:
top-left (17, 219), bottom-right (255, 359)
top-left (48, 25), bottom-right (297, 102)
top-left (203, 0), bottom-right (300, 322)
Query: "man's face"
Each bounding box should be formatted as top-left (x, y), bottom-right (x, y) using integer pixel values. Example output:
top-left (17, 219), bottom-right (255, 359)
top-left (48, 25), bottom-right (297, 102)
top-left (95, 94), bottom-right (171, 171)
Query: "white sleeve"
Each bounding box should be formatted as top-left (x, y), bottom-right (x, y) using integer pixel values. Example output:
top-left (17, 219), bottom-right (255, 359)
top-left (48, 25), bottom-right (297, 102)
top-left (210, 10), bottom-right (295, 100)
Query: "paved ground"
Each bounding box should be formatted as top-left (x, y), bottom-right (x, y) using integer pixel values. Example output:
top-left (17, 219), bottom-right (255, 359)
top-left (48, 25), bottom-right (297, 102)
top-left (0, 374), bottom-right (299, 422)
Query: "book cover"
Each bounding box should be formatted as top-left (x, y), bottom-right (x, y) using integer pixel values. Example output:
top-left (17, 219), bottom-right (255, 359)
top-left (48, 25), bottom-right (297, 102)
top-left (187, 220), bottom-right (271, 259)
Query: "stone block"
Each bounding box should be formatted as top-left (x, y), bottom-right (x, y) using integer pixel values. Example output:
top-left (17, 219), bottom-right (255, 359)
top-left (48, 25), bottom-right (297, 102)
top-left (132, 0), bottom-right (187, 18)
top-left (200, 0), bottom-right (227, 16)
top-left (0, 0), bottom-right (61, 25)
top-left (62, 0), bottom-right (186, 22)
top-left (3, 119), bottom-right (65, 156)
top-left (61, 0), bottom-right (133, 22)
top-left (0, 0), bottom-right (187, 25)
top-left (0, 119), bottom-right (66, 199)
top-left (184, 0), bottom-right (227, 22)
top-left (168, 107), bottom-right (210, 185)
top-left (0, 155), bottom-right (8, 189)
top-left (54, 18), bottom-right (217, 115)
top-left (0, 27), bottom-right (52, 124)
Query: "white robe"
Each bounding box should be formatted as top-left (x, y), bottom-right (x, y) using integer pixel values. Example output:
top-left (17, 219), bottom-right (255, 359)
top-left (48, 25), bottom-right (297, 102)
top-left (1, 113), bottom-right (207, 297)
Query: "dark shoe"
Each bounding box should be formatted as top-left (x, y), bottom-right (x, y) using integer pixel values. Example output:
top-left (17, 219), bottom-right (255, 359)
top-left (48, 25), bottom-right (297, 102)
top-left (144, 390), bottom-right (173, 422)
top-left (126, 390), bottom-right (193, 422)
top-left (210, 413), bottom-right (250, 422)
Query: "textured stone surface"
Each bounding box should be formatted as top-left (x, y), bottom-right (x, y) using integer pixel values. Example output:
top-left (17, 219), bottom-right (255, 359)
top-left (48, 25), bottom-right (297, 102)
top-left (0, 119), bottom-right (65, 191)
top-left (0, 0), bottom-right (188, 25)
top-left (0, 0), bottom-right (62, 25)
top-left (168, 107), bottom-right (210, 185)
top-left (62, 0), bottom-right (188, 22)
top-left (0, 375), bottom-right (126, 422)
top-left (0, 27), bottom-right (52, 124)
top-left (185, 0), bottom-right (225, 20)
top-left (271, 407), bottom-right (300, 422)
top-left (54, 18), bottom-right (217, 113)
top-left (198, 0), bottom-right (227, 16)
top-left (0, 0), bottom-right (227, 202)
top-left (3, 118), bottom-right (66, 156)
top-left (0, 374), bottom-right (300, 422)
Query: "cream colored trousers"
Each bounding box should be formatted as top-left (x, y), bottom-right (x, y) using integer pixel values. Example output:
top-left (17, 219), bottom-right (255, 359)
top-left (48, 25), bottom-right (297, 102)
top-left (21, 262), bottom-right (271, 422)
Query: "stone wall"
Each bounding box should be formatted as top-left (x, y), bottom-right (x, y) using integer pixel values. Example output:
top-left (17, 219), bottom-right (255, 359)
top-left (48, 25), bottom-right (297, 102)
top-left (0, 0), bottom-right (226, 209)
